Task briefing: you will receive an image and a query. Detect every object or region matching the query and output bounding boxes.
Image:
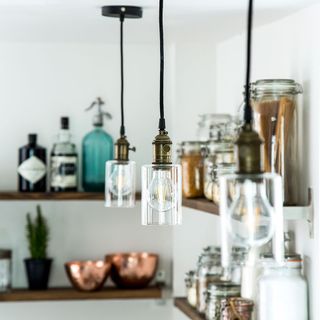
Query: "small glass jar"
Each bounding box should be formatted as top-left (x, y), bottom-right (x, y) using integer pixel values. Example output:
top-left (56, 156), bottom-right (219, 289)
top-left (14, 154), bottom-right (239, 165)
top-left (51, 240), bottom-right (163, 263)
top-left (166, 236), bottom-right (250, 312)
top-left (0, 249), bottom-right (12, 292)
top-left (230, 247), bottom-right (247, 284)
top-left (197, 114), bottom-right (232, 142)
top-left (196, 247), bottom-right (223, 314)
top-left (179, 141), bottom-right (204, 198)
top-left (211, 163), bottom-right (236, 205)
top-left (221, 297), bottom-right (254, 320)
top-left (205, 281), bottom-right (241, 320)
top-left (185, 270), bottom-right (198, 308)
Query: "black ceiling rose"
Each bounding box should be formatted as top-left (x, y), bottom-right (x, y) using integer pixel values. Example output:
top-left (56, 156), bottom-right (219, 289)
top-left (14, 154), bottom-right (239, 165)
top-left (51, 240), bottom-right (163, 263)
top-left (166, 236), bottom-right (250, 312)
top-left (101, 6), bottom-right (143, 19)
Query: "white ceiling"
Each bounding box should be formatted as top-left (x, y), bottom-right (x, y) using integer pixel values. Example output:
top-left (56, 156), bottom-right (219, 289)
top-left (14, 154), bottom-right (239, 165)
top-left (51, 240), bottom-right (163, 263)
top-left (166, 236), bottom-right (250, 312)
top-left (0, 0), bottom-right (317, 43)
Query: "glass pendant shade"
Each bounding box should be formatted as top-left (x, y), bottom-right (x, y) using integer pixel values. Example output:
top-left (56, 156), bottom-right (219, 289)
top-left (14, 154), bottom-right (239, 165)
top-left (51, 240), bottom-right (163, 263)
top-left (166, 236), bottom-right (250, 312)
top-left (105, 160), bottom-right (136, 208)
top-left (141, 164), bottom-right (182, 225)
top-left (220, 173), bottom-right (282, 248)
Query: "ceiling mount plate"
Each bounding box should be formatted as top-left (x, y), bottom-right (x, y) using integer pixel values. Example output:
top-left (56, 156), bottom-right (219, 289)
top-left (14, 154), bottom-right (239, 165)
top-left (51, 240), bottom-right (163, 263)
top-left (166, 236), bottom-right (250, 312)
top-left (101, 6), bottom-right (143, 19)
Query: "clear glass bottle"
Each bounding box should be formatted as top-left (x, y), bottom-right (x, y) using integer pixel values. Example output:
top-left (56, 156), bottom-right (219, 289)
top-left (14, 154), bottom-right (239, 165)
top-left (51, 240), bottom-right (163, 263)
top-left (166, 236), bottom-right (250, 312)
top-left (105, 160), bottom-right (136, 208)
top-left (0, 249), bottom-right (12, 292)
top-left (249, 79), bottom-right (302, 205)
top-left (141, 164), bottom-right (182, 225)
top-left (197, 114), bottom-right (232, 142)
top-left (178, 141), bottom-right (204, 198)
top-left (205, 281), bottom-right (241, 320)
top-left (51, 117), bottom-right (78, 192)
top-left (196, 247), bottom-right (223, 314)
top-left (258, 257), bottom-right (308, 320)
top-left (185, 270), bottom-right (198, 308)
top-left (82, 98), bottom-right (113, 192)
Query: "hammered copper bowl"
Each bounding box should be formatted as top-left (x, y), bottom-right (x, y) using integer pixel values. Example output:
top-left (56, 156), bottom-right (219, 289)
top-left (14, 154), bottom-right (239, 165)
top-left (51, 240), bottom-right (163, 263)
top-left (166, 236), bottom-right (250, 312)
top-left (65, 260), bottom-right (111, 292)
top-left (105, 253), bottom-right (158, 289)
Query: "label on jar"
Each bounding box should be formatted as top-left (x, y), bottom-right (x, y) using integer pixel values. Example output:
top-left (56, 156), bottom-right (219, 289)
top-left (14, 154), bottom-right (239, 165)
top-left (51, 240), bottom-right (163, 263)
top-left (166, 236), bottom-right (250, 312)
top-left (51, 156), bottom-right (77, 188)
top-left (18, 156), bottom-right (46, 184)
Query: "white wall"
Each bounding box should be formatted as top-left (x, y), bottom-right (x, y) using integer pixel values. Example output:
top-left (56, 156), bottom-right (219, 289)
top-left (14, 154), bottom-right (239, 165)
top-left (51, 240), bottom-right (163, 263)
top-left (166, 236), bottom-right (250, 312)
top-left (0, 42), bottom-right (175, 319)
top-left (215, 4), bottom-right (320, 318)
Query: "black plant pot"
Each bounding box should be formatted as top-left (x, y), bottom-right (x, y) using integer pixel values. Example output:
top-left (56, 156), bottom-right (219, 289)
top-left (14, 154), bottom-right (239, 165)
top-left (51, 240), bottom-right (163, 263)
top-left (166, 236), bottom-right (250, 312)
top-left (24, 258), bottom-right (52, 290)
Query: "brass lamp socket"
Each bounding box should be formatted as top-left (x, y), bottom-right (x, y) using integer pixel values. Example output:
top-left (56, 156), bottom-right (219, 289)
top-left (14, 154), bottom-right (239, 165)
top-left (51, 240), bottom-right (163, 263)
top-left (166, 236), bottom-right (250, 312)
top-left (114, 136), bottom-right (136, 162)
top-left (152, 130), bottom-right (172, 165)
top-left (235, 123), bottom-right (264, 174)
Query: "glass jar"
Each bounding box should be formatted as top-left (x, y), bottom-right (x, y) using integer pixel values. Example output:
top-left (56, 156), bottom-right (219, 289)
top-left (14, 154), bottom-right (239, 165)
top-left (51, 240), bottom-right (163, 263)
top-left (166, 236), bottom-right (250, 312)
top-left (230, 246), bottom-right (247, 284)
top-left (185, 270), bottom-right (197, 308)
top-left (205, 281), bottom-right (241, 320)
top-left (221, 297), bottom-right (254, 320)
top-left (179, 141), bottom-right (204, 198)
top-left (250, 79), bottom-right (303, 205)
top-left (0, 249), bottom-right (12, 292)
top-left (196, 247), bottom-right (223, 314)
top-left (211, 163), bottom-right (236, 205)
top-left (197, 114), bottom-right (232, 142)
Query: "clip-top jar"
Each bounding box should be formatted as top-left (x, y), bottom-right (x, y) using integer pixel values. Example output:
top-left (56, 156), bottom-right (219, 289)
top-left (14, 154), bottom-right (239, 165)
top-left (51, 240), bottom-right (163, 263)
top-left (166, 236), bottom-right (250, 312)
top-left (179, 141), bottom-right (204, 198)
top-left (221, 297), bottom-right (254, 320)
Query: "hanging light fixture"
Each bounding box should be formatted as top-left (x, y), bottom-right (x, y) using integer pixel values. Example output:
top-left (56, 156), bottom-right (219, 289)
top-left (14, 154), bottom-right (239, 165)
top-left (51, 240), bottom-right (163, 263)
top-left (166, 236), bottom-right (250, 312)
top-left (141, 0), bottom-right (182, 225)
top-left (219, 0), bottom-right (284, 261)
top-left (103, 6), bottom-right (143, 208)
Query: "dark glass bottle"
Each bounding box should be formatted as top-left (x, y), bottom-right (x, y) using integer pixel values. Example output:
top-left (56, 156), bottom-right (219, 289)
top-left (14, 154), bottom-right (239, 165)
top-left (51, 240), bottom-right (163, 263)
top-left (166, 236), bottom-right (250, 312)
top-left (50, 117), bottom-right (78, 192)
top-left (18, 134), bottom-right (47, 192)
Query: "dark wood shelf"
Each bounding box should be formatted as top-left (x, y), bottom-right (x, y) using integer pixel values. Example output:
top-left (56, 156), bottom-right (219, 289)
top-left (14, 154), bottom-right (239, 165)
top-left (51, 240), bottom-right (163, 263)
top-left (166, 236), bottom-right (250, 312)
top-left (174, 298), bottom-right (205, 320)
top-left (182, 198), bottom-right (219, 216)
top-left (0, 192), bottom-right (104, 201)
top-left (0, 286), bottom-right (162, 302)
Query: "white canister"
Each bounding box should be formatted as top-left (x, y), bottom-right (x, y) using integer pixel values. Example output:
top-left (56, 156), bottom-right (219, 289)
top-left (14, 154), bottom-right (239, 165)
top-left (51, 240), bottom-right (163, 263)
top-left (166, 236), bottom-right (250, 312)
top-left (258, 257), bottom-right (308, 320)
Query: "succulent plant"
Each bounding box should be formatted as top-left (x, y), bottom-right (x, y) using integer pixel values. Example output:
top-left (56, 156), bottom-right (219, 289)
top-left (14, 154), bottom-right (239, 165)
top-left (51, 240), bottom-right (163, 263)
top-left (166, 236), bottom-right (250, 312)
top-left (26, 205), bottom-right (49, 259)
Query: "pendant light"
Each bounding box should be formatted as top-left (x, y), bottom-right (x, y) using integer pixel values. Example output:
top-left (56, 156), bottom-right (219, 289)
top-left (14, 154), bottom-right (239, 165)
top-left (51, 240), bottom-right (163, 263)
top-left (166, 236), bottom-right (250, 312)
top-left (103, 6), bottom-right (143, 208)
top-left (219, 0), bottom-right (284, 257)
top-left (141, 0), bottom-right (182, 225)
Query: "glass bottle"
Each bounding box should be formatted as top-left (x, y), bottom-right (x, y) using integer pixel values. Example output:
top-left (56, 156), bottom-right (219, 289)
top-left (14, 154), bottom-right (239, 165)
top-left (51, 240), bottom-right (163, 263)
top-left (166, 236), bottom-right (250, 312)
top-left (82, 98), bottom-right (113, 192)
top-left (50, 117), bottom-right (78, 192)
top-left (178, 141), bottom-right (204, 198)
top-left (0, 249), bottom-right (12, 292)
top-left (18, 134), bottom-right (47, 192)
top-left (185, 270), bottom-right (198, 308)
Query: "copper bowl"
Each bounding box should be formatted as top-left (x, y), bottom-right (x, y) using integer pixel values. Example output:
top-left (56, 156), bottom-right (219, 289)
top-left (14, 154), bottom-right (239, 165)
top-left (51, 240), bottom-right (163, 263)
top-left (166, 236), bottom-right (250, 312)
top-left (65, 260), bottom-right (111, 292)
top-left (105, 253), bottom-right (158, 289)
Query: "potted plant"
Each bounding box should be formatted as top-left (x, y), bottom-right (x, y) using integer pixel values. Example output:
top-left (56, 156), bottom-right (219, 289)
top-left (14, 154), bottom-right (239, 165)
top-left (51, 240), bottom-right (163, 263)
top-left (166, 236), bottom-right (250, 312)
top-left (24, 205), bottom-right (51, 290)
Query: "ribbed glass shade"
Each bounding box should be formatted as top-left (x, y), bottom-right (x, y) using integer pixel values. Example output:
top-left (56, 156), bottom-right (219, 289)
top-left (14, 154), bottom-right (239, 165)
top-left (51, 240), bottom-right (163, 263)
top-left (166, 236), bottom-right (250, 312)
top-left (105, 160), bottom-right (136, 208)
top-left (141, 164), bottom-right (182, 225)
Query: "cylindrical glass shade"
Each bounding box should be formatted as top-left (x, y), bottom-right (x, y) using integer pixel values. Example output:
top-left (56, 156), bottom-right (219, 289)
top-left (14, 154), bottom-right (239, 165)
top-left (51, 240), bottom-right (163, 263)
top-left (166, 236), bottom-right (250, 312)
top-left (105, 160), bottom-right (136, 208)
top-left (141, 164), bottom-right (182, 225)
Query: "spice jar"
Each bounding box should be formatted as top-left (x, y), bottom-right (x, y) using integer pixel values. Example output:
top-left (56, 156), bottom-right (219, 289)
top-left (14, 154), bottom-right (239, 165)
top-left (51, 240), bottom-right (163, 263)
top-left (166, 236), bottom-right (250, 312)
top-left (250, 79), bottom-right (302, 205)
top-left (204, 281), bottom-right (241, 320)
top-left (197, 114), bottom-right (232, 142)
top-left (230, 247), bottom-right (247, 284)
top-left (179, 141), bottom-right (204, 198)
top-left (0, 249), bottom-right (12, 292)
top-left (221, 297), bottom-right (254, 320)
top-left (196, 247), bottom-right (222, 314)
top-left (185, 270), bottom-right (197, 308)
top-left (211, 163), bottom-right (236, 205)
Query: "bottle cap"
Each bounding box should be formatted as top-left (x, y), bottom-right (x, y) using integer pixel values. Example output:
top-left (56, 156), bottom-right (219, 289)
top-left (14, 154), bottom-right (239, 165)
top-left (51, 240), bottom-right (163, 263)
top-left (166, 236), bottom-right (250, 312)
top-left (28, 134), bottom-right (37, 144)
top-left (85, 97), bottom-right (112, 127)
top-left (61, 117), bottom-right (69, 129)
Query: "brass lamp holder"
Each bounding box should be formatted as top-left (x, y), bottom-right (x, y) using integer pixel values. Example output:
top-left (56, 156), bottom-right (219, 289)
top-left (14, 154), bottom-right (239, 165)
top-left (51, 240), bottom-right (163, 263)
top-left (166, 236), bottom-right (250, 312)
top-left (114, 136), bottom-right (136, 162)
top-left (152, 130), bottom-right (172, 165)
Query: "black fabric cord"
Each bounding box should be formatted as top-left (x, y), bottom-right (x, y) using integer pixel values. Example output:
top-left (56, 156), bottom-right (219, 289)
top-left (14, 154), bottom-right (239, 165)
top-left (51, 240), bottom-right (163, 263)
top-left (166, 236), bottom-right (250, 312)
top-left (158, 0), bottom-right (166, 131)
top-left (120, 13), bottom-right (125, 136)
top-left (244, 0), bottom-right (253, 125)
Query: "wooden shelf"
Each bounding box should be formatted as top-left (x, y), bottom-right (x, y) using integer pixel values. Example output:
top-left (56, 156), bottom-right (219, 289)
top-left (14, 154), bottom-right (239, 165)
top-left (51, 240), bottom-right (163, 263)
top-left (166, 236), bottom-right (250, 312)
top-left (0, 192), bottom-right (104, 201)
top-left (0, 286), bottom-right (162, 302)
top-left (182, 198), bottom-right (219, 216)
top-left (174, 298), bottom-right (204, 320)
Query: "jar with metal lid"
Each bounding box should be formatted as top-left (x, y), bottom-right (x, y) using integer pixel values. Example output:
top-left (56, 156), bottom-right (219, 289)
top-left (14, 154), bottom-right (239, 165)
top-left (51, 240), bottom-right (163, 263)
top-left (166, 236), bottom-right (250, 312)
top-left (211, 163), bottom-right (236, 205)
top-left (196, 248), bottom-right (223, 314)
top-left (250, 79), bottom-right (303, 205)
top-left (221, 297), bottom-right (254, 320)
top-left (197, 114), bottom-right (232, 142)
top-left (205, 281), bottom-right (241, 320)
top-left (0, 249), bottom-right (12, 292)
top-left (178, 141), bottom-right (204, 198)
top-left (185, 270), bottom-right (197, 308)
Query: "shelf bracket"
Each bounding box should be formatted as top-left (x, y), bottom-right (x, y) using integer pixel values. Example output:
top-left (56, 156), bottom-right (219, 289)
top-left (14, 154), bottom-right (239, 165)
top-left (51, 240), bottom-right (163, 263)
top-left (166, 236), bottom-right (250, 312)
top-left (283, 188), bottom-right (314, 239)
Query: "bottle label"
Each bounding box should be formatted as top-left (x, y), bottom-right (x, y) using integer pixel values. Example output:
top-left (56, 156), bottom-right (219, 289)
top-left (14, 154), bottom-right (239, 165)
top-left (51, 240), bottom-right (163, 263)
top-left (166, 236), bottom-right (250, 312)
top-left (51, 156), bottom-right (77, 188)
top-left (18, 155), bottom-right (46, 184)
